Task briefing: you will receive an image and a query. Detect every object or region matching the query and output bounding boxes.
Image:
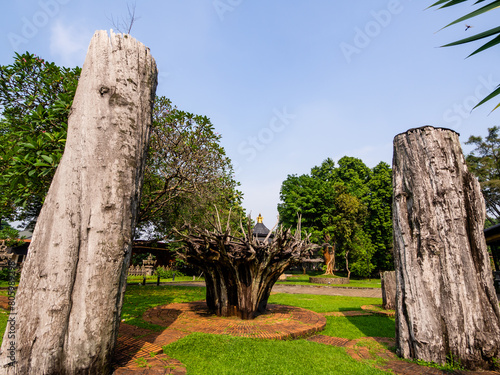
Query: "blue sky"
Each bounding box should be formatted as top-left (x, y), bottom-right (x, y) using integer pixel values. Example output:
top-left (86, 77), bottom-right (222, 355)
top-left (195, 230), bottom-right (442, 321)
top-left (1, 1), bottom-right (499, 226)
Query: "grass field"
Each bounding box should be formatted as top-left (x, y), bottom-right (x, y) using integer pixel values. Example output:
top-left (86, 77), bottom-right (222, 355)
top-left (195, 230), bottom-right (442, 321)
top-left (163, 333), bottom-right (390, 375)
top-left (0, 282), bottom-right (393, 374)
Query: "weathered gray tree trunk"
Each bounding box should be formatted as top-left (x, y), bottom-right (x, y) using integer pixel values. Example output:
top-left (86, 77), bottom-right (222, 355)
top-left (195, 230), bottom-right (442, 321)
top-left (393, 126), bottom-right (500, 370)
top-left (0, 31), bottom-right (157, 374)
top-left (380, 271), bottom-right (396, 310)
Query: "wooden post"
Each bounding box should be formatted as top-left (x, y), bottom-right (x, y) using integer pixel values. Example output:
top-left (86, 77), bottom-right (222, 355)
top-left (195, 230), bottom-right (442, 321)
top-left (0, 31), bottom-right (157, 374)
top-left (380, 271), bottom-right (396, 310)
top-left (393, 126), bottom-right (500, 370)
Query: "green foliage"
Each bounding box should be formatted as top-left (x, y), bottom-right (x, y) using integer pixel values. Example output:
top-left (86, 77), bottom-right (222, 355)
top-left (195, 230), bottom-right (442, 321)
top-left (0, 53), bottom-right (243, 238)
top-left (136, 96), bottom-right (245, 239)
top-left (465, 126), bottom-right (500, 221)
top-left (411, 354), bottom-right (465, 372)
top-left (154, 266), bottom-right (184, 279)
top-left (0, 224), bottom-right (23, 247)
top-left (0, 52), bottom-right (81, 222)
top-left (0, 268), bottom-right (20, 282)
top-left (121, 285), bottom-right (205, 331)
top-left (429, 0), bottom-right (500, 111)
top-left (0, 269), bottom-right (11, 282)
top-left (365, 162), bottom-right (393, 271)
top-left (278, 157), bottom-right (393, 277)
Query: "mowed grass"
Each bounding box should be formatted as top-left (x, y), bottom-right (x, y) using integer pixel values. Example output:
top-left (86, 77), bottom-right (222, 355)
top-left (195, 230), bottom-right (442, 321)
top-left (121, 284), bottom-right (205, 330)
top-left (0, 310), bottom-right (8, 342)
top-left (162, 332), bottom-right (390, 375)
top-left (268, 293), bottom-right (395, 340)
top-left (268, 293), bottom-right (382, 312)
top-left (322, 315), bottom-right (395, 340)
top-left (0, 282), bottom-right (395, 374)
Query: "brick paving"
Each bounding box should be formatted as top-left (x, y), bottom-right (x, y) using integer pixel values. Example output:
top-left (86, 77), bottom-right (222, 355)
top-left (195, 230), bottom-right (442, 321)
top-left (172, 281), bottom-right (383, 298)
top-left (3, 287), bottom-right (498, 374)
top-left (112, 301), bottom-right (326, 374)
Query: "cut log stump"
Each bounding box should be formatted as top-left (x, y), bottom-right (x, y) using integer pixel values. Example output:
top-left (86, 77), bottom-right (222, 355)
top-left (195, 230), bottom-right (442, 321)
top-left (0, 30), bottom-right (157, 375)
top-left (392, 126), bottom-right (500, 370)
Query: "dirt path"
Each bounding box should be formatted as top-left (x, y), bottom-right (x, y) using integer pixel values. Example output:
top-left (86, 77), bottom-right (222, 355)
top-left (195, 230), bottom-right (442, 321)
top-left (171, 281), bottom-right (382, 298)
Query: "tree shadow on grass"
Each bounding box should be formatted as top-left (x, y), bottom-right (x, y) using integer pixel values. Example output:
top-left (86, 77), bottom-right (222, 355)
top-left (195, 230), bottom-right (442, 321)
top-left (322, 314), bottom-right (395, 341)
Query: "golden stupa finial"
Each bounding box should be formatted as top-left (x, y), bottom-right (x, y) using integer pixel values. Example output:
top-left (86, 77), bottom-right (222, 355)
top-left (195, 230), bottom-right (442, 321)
top-left (257, 214), bottom-right (263, 224)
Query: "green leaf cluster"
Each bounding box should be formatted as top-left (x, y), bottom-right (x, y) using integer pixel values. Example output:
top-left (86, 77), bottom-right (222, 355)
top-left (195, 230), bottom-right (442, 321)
top-left (0, 52), bottom-right (80, 222)
top-left (278, 157), bottom-right (393, 277)
top-left (0, 53), bottom-right (244, 237)
top-left (430, 0), bottom-right (500, 111)
top-left (465, 126), bottom-right (500, 224)
top-left (137, 97), bottom-right (245, 239)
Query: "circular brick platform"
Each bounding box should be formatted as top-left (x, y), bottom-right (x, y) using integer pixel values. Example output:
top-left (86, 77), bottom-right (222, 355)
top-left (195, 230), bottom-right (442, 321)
top-left (143, 301), bottom-right (327, 340)
top-left (112, 301), bottom-right (326, 374)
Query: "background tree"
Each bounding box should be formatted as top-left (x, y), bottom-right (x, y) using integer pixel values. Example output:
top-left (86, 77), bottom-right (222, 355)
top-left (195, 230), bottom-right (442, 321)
top-left (430, 0), bottom-right (500, 111)
top-left (465, 126), bottom-right (500, 225)
top-left (0, 53), bottom-right (243, 237)
top-left (137, 97), bottom-right (244, 239)
top-left (365, 162), bottom-right (393, 270)
top-left (0, 52), bottom-right (80, 224)
top-left (278, 156), bottom-right (392, 278)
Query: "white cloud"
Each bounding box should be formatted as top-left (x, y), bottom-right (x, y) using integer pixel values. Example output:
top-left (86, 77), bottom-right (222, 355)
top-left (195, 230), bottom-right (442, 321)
top-left (50, 19), bottom-right (90, 67)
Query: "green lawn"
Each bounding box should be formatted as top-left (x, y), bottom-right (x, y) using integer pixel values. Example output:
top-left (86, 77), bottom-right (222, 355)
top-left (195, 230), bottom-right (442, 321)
top-left (163, 332), bottom-right (390, 375)
top-left (121, 285), bottom-right (205, 330)
top-left (268, 292), bottom-right (395, 340)
top-left (268, 293), bottom-right (382, 312)
top-left (127, 285), bottom-right (393, 374)
top-left (0, 283), bottom-right (394, 374)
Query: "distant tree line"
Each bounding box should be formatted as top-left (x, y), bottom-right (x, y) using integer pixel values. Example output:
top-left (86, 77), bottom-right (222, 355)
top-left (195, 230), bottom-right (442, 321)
top-left (278, 156), bottom-right (393, 278)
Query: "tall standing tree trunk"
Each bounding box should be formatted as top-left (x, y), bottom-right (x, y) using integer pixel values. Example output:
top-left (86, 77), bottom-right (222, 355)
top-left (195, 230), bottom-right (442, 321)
top-left (380, 271), bottom-right (396, 310)
top-left (393, 126), bottom-right (500, 370)
top-left (0, 30), bottom-right (157, 374)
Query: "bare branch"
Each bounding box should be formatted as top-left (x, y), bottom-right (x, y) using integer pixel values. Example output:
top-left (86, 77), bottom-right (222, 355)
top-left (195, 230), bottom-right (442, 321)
top-left (107, 2), bottom-right (140, 35)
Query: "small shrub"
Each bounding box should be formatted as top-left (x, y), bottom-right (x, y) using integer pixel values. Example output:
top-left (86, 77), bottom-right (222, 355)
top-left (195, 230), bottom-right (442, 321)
top-left (155, 266), bottom-right (184, 279)
top-left (0, 268), bottom-right (19, 282)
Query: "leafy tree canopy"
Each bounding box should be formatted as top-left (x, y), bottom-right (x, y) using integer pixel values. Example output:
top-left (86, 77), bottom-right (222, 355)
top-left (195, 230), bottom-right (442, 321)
top-left (137, 97), bottom-right (244, 239)
top-left (0, 52), bottom-right (244, 238)
top-left (0, 52), bottom-right (80, 223)
top-left (278, 157), bottom-right (393, 277)
top-left (465, 126), bottom-right (500, 225)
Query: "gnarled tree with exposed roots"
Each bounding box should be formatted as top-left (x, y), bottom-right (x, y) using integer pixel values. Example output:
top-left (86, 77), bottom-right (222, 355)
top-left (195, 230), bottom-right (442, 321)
top-left (176, 214), bottom-right (315, 320)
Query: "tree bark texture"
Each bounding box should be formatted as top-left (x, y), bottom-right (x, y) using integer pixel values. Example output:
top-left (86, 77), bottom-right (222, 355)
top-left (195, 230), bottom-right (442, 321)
top-left (380, 271), bottom-right (396, 310)
top-left (393, 126), bottom-right (500, 370)
top-left (0, 31), bottom-right (157, 374)
top-left (177, 220), bottom-right (315, 320)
